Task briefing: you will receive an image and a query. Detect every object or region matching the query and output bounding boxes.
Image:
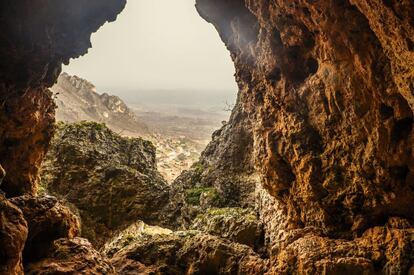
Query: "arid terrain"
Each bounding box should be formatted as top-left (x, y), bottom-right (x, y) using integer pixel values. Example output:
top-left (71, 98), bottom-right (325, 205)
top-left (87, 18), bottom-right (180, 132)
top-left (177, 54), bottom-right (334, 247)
top-left (50, 73), bottom-right (231, 182)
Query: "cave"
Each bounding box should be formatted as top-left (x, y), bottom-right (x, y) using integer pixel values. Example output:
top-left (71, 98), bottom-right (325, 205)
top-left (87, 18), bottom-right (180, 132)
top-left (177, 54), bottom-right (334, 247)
top-left (1, 0), bottom-right (414, 274)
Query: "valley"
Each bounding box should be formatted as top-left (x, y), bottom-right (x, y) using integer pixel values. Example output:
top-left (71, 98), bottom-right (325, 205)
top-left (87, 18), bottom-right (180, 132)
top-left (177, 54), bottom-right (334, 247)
top-left (50, 73), bottom-right (232, 182)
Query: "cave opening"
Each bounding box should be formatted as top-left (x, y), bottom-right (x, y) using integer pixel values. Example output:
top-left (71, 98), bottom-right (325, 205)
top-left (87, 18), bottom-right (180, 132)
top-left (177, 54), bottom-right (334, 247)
top-left (51, 0), bottom-right (237, 183)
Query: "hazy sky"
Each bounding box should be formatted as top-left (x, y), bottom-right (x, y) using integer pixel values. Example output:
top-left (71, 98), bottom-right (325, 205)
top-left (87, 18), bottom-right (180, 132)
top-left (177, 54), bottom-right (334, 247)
top-left (64, 0), bottom-right (237, 96)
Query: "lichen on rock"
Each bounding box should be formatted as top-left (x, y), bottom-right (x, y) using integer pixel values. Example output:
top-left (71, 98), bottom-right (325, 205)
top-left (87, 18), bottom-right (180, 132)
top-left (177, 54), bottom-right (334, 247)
top-left (191, 207), bottom-right (263, 249)
top-left (40, 122), bottom-right (170, 247)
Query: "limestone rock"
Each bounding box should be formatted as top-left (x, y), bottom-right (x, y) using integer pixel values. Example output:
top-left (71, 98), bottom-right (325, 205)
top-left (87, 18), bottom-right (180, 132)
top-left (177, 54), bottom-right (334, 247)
top-left (25, 238), bottom-right (115, 275)
top-left (269, 222), bottom-right (414, 274)
top-left (0, 195), bottom-right (28, 275)
top-left (0, 0), bottom-right (126, 197)
top-left (162, 105), bottom-right (259, 229)
top-left (102, 221), bottom-right (173, 258)
top-left (40, 122), bottom-right (169, 247)
top-left (109, 230), bottom-right (268, 275)
top-left (9, 195), bottom-right (80, 263)
top-left (190, 207), bottom-right (263, 249)
top-left (51, 73), bottom-right (150, 137)
top-left (196, 0), bottom-right (414, 238)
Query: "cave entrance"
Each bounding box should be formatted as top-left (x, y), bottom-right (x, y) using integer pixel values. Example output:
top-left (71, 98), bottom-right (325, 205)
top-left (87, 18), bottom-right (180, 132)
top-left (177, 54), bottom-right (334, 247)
top-left (52, 0), bottom-right (237, 182)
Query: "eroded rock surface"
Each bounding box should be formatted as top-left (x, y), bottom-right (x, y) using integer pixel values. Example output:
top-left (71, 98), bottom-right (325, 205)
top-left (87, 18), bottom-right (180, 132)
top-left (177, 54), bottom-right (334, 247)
top-left (197, 0), bottom-right (414, 239)
top-left (0, 0), bottom-right (126, 197)
top-left (0, 195), bottom-right (28, 275)
top-left (9, 195), bottom-right (80, 263)
top-left (190, 207), bottom-right (263, 249)
top-left (40, 122), bottom-right (169, 247)
top-left (25, 238), bottom-right (115, 275)
top-left (109, 230), bottom-right (268, 275)
top-left (51, 72), bottom-right (150, 137)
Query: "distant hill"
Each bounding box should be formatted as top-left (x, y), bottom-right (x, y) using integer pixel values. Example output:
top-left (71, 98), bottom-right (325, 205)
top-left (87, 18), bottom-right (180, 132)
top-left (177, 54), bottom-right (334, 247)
top-left (50, 73), bottom-right (150, 137)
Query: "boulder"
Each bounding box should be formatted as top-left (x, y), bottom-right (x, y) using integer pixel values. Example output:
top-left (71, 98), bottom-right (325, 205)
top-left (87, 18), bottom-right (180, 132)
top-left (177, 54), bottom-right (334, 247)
top-left (0, 195), bottom-right (28, 275)
top-left (41, 122), bottom-right (169, 247)
top-left (25, 238), bottom-right (115, 275)
top-left (9, 195), bottom-right (80, 263)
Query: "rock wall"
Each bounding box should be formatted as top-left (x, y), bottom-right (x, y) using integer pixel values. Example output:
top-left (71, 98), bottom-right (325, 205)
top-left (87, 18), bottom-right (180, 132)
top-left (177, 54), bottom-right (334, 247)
top-left (0, 0), bottom-right (126, 196)
top-left (196, 0), bottom-right (414, 237)
top-left (191, 0), bottom-right (414, 272)
top-left (0, 1), bottom-right (127, 273)
top-left (0, 0), bottom-right (413, 273)
top-left (41, 122), bottom-right (169, 247)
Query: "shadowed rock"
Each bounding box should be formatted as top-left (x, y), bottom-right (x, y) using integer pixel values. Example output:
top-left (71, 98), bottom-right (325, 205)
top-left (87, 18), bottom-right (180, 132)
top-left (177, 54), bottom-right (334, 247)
top-left (0, 195), bottom-right (28, 275)
top-left (25, 238), bottom-right (115, 275)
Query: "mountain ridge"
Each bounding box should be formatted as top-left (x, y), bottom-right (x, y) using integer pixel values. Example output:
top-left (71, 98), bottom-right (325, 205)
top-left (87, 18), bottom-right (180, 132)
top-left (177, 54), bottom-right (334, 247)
top-left (51, 72), bottom-right (150, 137)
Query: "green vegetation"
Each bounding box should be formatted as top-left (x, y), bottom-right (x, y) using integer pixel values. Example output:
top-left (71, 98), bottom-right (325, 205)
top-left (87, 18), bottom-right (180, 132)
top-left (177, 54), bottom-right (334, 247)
top-left (191, 162), bottom-right (205, 174)
top-left (77, 121), bottom-right (106, 130)
top-left (56, 121), bottom-right (107, 132)
top-left (196, 207), bottom-right (258, 222)
top-left (185, 187), bottom-right (218, 205)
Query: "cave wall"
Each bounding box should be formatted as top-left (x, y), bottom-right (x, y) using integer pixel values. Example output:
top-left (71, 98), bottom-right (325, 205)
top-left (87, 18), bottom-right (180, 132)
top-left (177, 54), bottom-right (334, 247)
top-left (0, 0), bottom-right (126, 196)
top-left (0, 0), bottom-right (413, 273)
top-left (196, 0), bottom-right (414, 239)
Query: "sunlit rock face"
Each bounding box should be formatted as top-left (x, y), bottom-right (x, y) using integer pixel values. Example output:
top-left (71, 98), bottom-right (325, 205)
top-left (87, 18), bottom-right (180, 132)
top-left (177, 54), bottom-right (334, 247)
top-left (197, 0), bottom-right (414, 236)
top-left (0, 0), bottom-right (126, 197)
top-left (194, 0), bottom-right (414, 272)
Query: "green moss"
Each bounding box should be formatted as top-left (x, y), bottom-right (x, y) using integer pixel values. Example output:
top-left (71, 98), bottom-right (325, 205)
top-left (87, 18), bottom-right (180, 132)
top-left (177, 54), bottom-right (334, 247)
top-left (202, 207), bottom-right (258, 222)
top-left (191, 162), bottom-right (205, 174)
top-left (124, 234), bottom-right (135, 242)
top-left (37, 182), bottom-right (48, 195)
top-left (185, 187), bottom-right (217, 206)
top-left (207, 208), bottom-right (228, 216)
top-left (77, 121), bottom-right (106, 130)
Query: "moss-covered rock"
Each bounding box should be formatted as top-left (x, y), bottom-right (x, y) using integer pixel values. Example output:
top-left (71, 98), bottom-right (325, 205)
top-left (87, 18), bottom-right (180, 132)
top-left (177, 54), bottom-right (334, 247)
top-left (40, 122), bottom-right (170, 247)
top-left (191, 207), bottom-right (263, 249)
top-left (185, 187), bottom-right (219, 206)
top-left (108, 228), bottom-right (268, 274)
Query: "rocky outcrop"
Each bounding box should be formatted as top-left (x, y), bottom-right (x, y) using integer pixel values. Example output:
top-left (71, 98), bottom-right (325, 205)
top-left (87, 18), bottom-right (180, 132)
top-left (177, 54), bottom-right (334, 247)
top-left (9, 195), bottom-right (80, 263)
top-left (269, 219), bottom-right (414, 274)
top-left (0, 0), bottom-right (126, 197)
top-left (40, 122), bottom-right (169, 247)
top-left (191, 0), bottom-right (414, 272)
top-left (162, 104), bottom-right (259, 228)
top-left (190, 207), bottom-right (263, 249)
top-left (0, 194), bottom-right (114, 275)
top-left (51, 72), bottom-right (150, 137)
top-left (0, 195), bottom-right (28, 275)
top-left (108, 230), bottom-right (268, 274)
top-left (25, 238), bottom-right (115, 275)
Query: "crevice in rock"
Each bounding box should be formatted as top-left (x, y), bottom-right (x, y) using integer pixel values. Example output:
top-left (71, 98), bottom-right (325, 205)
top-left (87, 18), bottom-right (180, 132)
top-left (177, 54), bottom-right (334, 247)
top-left (391, 117), bottom-right (413, 144)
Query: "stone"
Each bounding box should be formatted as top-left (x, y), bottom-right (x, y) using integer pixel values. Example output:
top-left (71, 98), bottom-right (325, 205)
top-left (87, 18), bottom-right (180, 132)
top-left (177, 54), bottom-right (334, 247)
top-left (0, 195), bottom-right (28, 275)
top-left (9, 195), bottom-right (80, 263)
top-left (190, 207), bottom-right (263, 249)
top-left (0, 0), bottom-right (413, 273)
top-left (0, 0), bottom-right (127, 197)
top-left (40, 122), bottom-right (169, 247)
top-left (25, 238), bottom-right (115, 275)
top-left (196, 0), bottom-right (414, 239)
top-left (109, 230), bottom-right (268, 274)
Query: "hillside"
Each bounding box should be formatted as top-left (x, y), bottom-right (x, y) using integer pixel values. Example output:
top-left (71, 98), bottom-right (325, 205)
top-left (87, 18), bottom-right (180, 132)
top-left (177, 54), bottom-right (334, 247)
top-left (51, 72), bottom-right (150, 137)
top-left (50, 72), bottom-right (229, 182)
